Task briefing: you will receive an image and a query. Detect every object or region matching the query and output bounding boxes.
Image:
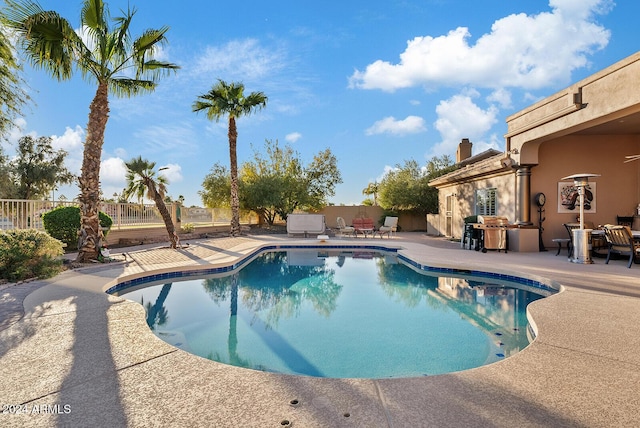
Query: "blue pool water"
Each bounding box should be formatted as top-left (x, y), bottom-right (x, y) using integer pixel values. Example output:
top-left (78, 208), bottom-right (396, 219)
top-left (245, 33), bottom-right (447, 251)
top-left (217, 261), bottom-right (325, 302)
top-left (117, 249), bottom-right (553, 378)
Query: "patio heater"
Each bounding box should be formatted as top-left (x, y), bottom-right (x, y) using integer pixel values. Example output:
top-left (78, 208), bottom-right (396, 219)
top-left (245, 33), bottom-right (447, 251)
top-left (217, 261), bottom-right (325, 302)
top-left (561, 173), bottom-right (600, 264)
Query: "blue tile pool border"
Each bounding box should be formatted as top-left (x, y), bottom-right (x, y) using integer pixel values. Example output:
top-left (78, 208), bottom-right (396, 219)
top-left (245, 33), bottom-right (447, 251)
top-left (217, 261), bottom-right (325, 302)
top-left (106, 244), bottom-right (558, 295)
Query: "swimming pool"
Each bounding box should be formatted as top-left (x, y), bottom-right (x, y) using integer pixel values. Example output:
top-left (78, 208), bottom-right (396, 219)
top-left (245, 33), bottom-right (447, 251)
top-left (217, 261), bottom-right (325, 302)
top-left (112, 247), bottom-right (556, 378)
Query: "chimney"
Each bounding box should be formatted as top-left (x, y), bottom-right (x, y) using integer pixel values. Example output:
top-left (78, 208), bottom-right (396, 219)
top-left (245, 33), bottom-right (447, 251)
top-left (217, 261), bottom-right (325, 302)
top-left (456, 138), bottom-right (472, 163)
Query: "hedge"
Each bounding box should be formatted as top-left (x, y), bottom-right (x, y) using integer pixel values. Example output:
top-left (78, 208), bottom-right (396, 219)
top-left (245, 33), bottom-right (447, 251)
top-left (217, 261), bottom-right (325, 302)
top-left (42, 206), bottom-right (113, 250)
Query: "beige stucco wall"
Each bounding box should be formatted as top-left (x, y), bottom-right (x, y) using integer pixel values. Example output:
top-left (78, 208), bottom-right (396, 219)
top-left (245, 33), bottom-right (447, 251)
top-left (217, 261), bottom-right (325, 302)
top-left (435, 172), bottom-right (516, 239)
top-left (318, 206), bottom-right (426, 232)
top-left (531, 134), bottom-right (640, 247)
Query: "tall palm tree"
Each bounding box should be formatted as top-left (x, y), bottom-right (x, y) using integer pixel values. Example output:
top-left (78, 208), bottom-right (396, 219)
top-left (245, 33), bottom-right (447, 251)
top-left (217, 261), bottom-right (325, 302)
top-left (123, 156), bottom-right (178, 248)
top-left (4, 0), bottom-right (179, 262)
top-left (192, 80), bottom-right (267, 236)
top-left (363, 181), bottom-right (379, 206)
top-left (0, 26), bottom-right (29, 139)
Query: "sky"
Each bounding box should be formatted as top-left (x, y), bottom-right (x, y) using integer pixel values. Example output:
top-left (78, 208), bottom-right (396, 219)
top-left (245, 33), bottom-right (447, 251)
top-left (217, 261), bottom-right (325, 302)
top-left (3, 0), bottom-right (639, 207)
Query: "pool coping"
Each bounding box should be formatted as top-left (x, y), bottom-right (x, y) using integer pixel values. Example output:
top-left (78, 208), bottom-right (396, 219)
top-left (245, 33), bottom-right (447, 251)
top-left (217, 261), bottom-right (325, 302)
top-left (1, 233), bottom-right (639, 427)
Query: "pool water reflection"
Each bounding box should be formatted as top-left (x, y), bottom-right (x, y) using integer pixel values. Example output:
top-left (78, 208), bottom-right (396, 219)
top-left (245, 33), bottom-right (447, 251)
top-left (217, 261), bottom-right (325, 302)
top-left (120, 249), bottom-right (549, 378)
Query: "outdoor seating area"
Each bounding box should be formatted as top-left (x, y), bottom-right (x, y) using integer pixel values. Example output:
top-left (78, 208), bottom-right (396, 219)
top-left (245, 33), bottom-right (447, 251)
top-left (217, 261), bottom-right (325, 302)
top-left (335, 216), bottom-right (399, 239)
top-left (559, 221), bottom-right (639, 266)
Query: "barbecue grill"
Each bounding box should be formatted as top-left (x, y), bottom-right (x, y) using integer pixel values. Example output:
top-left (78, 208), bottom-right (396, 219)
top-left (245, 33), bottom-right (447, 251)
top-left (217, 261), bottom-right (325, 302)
top-left (474, 216), bottom-right (514, 253)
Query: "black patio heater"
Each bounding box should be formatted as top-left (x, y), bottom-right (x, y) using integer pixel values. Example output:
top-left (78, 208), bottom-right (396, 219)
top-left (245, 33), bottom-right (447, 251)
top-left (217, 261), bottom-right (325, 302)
top-left (561, 173), bottom-right (600, 264)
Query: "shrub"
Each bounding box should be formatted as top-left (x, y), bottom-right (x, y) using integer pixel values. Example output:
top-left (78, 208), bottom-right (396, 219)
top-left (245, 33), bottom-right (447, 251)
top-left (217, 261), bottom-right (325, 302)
top-left (180, 223), bottom-right (195, 234)
top-left (42, 206), bottom-right (113, 250)
top-left (0, 229), bottom-right (65, 282)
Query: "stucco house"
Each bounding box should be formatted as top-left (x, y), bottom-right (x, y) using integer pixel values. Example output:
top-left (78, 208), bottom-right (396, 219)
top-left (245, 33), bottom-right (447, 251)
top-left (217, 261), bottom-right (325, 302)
top-left (429, 51), bottom-right (640, 251)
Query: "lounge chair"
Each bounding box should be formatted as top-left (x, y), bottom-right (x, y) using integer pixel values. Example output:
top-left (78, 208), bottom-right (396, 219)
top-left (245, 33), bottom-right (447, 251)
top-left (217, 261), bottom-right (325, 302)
top-left (603, 225), bottom-right (640, 268)
top-left (376, 216), bottom-right (398, 238)
top-left (336, 217), bottom-right (355, 237)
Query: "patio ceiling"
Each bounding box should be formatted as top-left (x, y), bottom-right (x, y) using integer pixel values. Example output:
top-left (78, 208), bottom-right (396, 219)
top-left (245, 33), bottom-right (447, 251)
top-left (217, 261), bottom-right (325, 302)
top-left (573, 111), bottom-right (640, 135)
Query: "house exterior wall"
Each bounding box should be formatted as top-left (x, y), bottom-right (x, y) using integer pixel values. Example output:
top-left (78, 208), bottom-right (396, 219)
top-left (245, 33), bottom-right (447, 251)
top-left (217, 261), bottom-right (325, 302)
top-left (434, 172), bottom-right (516, 239)
top-left (531, 134), bottom-right (640, 247)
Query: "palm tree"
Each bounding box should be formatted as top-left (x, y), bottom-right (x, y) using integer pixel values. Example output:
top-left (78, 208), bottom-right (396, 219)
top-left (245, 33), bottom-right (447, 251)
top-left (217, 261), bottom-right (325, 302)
top-left (4, 0), bottom-right (179, 262)
top-left (192, 80), bottom-right (267, 236)
top-left (363, 181), bottom-right (379, 206)
top-left (0, 25), bottom-right (29, 139)
top-left (123, 156), bottom-right (178, 248)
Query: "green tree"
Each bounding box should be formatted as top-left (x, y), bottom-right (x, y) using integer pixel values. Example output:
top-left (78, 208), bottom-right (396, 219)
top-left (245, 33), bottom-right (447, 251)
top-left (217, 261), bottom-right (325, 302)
top-left (123, 156), bottom-right (177, 248)
top-left (378, 156), bottom-right (455, 216)
top-left (0, 145), bottom-right (12, 197)
top-left (0, 26), bottom-right (29, 139)
top-left (192, 80), bottom-right (267, 236)
top-left (5, 0), bottom-right (179, 262)
top-left (240, 140), bottom-right (341, 224)
top-left (5, 135), bottom-right (75, 199)
top-left (199, 162), bottom-right (231, 208)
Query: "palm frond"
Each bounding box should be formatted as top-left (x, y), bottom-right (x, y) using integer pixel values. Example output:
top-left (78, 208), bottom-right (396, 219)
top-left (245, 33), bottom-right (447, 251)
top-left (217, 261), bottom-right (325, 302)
top-left (3, 2), bottom-right (82, 81)
top-left (113, 4), bottom-right (135, 52)
top-left (108, 77), bottom-right (156, 97)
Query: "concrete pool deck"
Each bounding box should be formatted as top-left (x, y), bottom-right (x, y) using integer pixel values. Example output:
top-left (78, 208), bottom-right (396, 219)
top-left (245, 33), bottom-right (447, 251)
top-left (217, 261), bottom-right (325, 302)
top-left (1, 233), bottom-right (639, 427)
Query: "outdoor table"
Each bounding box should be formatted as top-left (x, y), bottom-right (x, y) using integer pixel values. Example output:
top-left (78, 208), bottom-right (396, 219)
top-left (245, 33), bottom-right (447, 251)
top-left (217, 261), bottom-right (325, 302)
top-left (591, 229), bottom-right (640, 238)
top-left (356, 228), bottom-right (374, 238)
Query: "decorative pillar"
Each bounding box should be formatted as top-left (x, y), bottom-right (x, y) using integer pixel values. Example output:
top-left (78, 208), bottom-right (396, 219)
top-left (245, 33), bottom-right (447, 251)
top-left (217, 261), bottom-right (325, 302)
top-left (516, 166), bottom-right (533, 225)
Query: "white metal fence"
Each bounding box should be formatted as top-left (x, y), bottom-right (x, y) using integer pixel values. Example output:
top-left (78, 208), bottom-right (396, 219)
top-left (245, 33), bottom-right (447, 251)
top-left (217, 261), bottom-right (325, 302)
top-left (0, 199), bottom-right (258, 231)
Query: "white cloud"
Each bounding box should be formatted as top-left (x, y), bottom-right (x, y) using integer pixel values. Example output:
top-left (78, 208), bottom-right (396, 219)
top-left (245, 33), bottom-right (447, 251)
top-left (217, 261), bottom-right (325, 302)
top-left (114, 147), bottom-right (128, 159)
top-left (159, 163), bottom-right (184, 183)
top-left (194, 38), bottom-right (285, 82)
top-left (100, 157), bottom-right (127, 186)
top-left (7, 117), bottom-right (35, 146)
top-left (285, 132), bottom-right (302, 143)
top-left (49, 126), bottom-right (84, 175)
top-left (487, 88), bottom-right (512, 109)
top-left (365, 115), bottom-right (427, 136)
top-left (51, 125), bottom-right (84, 152)
top-left (349, 0), bottom-right (611, 92)
top-left (429, 93), bottom-right (498, 156)
top-left (132, 124), bottom-right (198, 154)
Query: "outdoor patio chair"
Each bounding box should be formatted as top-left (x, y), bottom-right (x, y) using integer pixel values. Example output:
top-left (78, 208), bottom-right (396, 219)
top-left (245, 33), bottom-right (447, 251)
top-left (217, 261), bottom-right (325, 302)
top-left (603, 225), bottom-right (640, 268)
top-left (376, 216), bottom-right (398, 238)
top-left (336, 217), bottom-right (355, 237)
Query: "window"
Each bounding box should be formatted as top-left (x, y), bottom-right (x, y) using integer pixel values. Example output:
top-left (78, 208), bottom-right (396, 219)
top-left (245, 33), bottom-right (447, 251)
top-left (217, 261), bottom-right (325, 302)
top-left (475, 188), bottom-right (497, 216)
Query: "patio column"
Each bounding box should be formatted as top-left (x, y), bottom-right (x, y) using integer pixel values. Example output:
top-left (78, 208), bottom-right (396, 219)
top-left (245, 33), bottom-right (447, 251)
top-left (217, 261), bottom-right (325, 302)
top-left (516, 165), bottom-right (533, 225)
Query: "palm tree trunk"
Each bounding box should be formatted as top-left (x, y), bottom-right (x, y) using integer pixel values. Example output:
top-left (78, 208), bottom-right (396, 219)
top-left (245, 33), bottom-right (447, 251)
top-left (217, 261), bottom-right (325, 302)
top-left (76, 82), bottom-right (109, 263)
top-left (228, 116), bottom-right (241, 236)
top-left (153, 192), bottom-right (178, 248)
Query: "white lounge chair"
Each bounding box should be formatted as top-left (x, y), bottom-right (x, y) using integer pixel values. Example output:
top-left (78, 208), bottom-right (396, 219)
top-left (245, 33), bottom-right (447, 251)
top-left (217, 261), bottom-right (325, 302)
top-left (376, 216), bottom-right (398, 238)
top-left (336, 217), bottom-right (355, 237)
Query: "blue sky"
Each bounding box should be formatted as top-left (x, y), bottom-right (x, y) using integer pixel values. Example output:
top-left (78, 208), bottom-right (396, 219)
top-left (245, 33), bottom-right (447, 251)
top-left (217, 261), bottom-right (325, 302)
top-left (4, 0), bottom-right (639, 206)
